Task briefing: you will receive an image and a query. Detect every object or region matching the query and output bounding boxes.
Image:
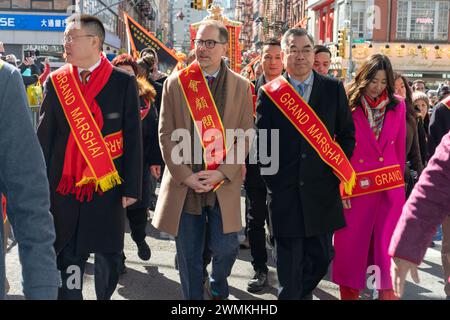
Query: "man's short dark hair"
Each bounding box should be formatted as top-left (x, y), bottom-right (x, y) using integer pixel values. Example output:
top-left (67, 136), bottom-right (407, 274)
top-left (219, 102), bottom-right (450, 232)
top-left (263, 38), bottom-right (281, 47)
top-left (281, 28), bottom-right (314, 51)
top-left (67, 14), bottom-right (105, 50)
top-left (314, 45), bottom-right (331, 57)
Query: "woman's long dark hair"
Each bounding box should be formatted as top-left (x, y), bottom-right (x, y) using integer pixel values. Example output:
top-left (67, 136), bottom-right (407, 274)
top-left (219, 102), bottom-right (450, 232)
top-left (394, 73), bottom-right (415, 123)
top-left (347, 54), bottom-right (399, 110)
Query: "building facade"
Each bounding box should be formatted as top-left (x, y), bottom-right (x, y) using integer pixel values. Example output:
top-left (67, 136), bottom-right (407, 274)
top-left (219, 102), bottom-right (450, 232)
top-left (0, 0), bottom-right (74, 63)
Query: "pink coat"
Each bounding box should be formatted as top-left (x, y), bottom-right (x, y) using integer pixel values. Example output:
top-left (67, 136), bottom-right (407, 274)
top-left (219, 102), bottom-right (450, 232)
top-left (332, 97), bottom-right (406, 290)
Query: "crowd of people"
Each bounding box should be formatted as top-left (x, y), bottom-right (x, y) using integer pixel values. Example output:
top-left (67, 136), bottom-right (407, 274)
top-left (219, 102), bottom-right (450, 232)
top-left (1, 13), bottom-right (450, 300)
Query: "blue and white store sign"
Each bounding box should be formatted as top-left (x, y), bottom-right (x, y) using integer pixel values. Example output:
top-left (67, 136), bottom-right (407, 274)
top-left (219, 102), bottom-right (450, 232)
top-left (0, 14), bottom-right (67, 32)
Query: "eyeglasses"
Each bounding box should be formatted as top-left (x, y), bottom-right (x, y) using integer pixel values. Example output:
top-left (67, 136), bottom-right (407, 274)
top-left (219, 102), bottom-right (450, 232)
top-left (63, 34), bottom-right (95, 44)
top-left (288, 47), bottom-right (314, 56)
top-left (193, 39), bottom-right (226, 49)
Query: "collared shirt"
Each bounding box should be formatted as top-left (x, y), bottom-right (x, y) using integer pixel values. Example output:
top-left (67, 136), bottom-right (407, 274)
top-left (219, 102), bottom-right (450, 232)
top-left (78, 58), bottom-right (101, 82)
top-left (288, 71), bottom-right (314, 103)
top-left (202, 68), bottom-right (220, 79)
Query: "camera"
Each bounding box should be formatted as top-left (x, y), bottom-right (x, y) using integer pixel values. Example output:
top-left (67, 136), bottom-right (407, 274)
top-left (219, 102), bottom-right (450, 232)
top-left (24, 50), bottom-right (35, 59)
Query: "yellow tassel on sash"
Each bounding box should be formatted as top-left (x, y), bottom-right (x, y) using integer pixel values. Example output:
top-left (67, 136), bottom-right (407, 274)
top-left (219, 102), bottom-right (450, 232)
top-left (343, 171), bottom-right (356, 196)
top-left (76, 171), bottom-right (122, 192)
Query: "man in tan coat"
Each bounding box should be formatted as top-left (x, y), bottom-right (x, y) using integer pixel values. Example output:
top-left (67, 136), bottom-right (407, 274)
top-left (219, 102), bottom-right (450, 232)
top-left (152, 20), bottom-right (254, 300)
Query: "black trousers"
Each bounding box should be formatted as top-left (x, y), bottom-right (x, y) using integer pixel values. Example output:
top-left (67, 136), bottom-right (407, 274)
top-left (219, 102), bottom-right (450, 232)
top-left (126, 207), bottom-right (148, 244)
top-left (57, 233), bottom-right (122, 300)
top-left (148, 174), bottom-right (158, 209)
top-left (246, 187), bottom-right (269, 273)
top-left (275, 233), bottom-right (334, 300)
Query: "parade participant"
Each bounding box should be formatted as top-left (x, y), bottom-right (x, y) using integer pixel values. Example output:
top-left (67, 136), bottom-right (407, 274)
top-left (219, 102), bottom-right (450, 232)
top-left (333, 54), bottom-right (406, 300)
top-left (412, 79), bottom-right (426, 93)
top-left (1, 58), bottom-right (59, 300)
top-left (245, 38), bottom-right (283, 293)
top-left (37, 14), bottom-right (142, 300)
top-left (152, 20), bottom-right (254, 300)
top-left (394, 74), bottom-right (423, 197)
top-left (137, 55), bottom-right (163, 211)
top-left (313, 45), bottom-right (331, 76)
top-left (389, 130), bottom-right (450, 299)
top-left (140, 48), bottom-right (168, 84)
top-left (111, 54), bottom-right (161, 269)
top-left (256, 28), bottom-right (355, 300)
top-left (428, 90), bottom-right (450, 300)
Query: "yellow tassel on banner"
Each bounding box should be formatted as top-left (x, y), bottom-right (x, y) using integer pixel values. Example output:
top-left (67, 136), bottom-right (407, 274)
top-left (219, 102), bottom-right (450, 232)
top-left (76, 172), bottom-right (122, 192)
top-left (97, 172), bottom-right (123, 192)
top-left (343, 172), bottom-right (356, 196)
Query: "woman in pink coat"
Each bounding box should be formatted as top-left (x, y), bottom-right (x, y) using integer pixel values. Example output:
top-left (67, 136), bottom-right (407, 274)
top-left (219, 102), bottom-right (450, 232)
top-left (332, 54), bottom-right (406, 300)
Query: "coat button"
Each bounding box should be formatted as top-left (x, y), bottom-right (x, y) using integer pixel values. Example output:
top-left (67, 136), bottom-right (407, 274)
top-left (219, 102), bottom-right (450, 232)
top-left (301, 153), bottom-right (307, 159)
top-left (359, 159), bottom-right (364, 163)
top-left (379, 157), bottom-right (384, 162)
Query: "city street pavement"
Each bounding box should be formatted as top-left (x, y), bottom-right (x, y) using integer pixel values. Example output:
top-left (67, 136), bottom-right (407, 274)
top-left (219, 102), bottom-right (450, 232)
top-left (4, 190), bottom-right (447, 300)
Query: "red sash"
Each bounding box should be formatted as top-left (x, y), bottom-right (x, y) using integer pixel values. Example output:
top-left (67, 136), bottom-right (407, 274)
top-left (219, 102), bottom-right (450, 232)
top-left (140, 99), bottom-right (151, 120)
top-left (2, 194), bottom-right (6, 223)
top-left (51, 59), bottom-right (122, 201)
top-left (178, 61), bottom-right (227, 191)
top-left (443, 96), bottom-right (450, 110)
top-left (261, 76), bottom-right (356, 194)
top-left (250, 82), bottom-right (257, 117)
top-left (340, 165), bottom-right (404, 199)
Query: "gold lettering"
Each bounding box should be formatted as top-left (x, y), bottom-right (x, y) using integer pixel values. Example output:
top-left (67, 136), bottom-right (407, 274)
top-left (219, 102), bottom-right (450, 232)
top-left (85, 138), bottom-right (98, 149)
top-left (319, 137), bottom-right (327, 150)
top-left (81, 131), bottom-right (93, 141)
top-left (70, 107), bottom-right (82, 119)
top-left (91, 148), bottom-right (103, 158)
top-left (280, 93), bottom-right (290, 103)
top-left (375, 175), bottom-right (382, 186)
top-left (381, 173), bottom-right (389, 185)
top-left (313, 131), bottom-right (322, 142)
top-left (326, 147), bottom-right (336, 158)
top-left (75, 119), bottom-right (88, 131)
top-left (331, 153), bottom-right (341, 165)
top-left (286, 98), bottom-right (296, 109)
top-left (56, 71), bottom-right (66, 80)
top-left (109, 140), bottom-right (117, 153)
top-left (307, 124), bottom-right (319, 136)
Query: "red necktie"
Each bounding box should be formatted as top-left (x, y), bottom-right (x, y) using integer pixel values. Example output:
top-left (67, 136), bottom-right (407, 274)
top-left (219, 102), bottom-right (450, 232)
top-left (206, 75), bottom-right (214, 88)
top-left (80, 70), bottom-right (91, 85)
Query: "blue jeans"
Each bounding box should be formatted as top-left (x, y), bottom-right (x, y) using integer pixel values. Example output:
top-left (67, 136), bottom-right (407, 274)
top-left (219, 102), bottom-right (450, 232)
top-left (175, 203), bottom-right (239, 300)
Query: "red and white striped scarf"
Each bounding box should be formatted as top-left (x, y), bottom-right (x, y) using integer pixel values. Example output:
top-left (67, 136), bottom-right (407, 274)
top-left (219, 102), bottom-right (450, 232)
top-left (361, 89), bottom-right (390, 140)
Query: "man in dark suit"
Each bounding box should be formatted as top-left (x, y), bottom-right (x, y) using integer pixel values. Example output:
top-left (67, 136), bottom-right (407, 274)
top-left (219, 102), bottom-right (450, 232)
top-left (245, 38), bottom-right (283, 293)
top-left (37, 14), bottom-right (142, 300)
top-left (255, 28), bottom-right (355, 300)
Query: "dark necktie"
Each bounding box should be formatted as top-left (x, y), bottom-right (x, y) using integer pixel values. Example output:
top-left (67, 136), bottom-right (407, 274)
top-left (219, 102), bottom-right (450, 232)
top-left (80, 70), bottom-right (91, 85)
top-left (205, 75), bottom-right (214, 88)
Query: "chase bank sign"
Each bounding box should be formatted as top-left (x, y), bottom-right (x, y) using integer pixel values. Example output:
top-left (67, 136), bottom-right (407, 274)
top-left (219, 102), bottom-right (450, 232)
top-left (0, 14), bottom-right (67, 31)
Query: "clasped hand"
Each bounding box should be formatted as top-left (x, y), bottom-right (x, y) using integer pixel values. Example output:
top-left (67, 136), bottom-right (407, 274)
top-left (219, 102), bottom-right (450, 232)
top-left (183, 170), bottom-right (225, 193)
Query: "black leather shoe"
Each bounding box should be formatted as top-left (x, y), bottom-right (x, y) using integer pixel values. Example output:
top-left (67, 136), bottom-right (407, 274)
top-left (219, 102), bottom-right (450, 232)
top-left (247, 270), bottom-right (268, 293)
top-left (137, 240), bottom-right (151, 261)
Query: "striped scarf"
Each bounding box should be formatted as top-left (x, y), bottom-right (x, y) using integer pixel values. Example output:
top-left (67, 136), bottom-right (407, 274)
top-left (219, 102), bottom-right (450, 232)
top-left (361, 90), bottom-right (390, 140)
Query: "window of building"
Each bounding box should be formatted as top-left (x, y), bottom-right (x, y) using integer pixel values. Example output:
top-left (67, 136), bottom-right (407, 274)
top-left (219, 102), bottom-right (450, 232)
top-left (53, 0), bottom-right (72, 10)
top-left (397, 0), bottom-right (449, 41)
top-left (351, 0), bottom-right (373, 40)
top-left (32, 0), bottom-right (52, 10)
top-left (0, 0), bottom-right (11, 8)
top-left (12, 0), bottom-right (31, 9)
top-left (0, 0), bottom-right (74, 11)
